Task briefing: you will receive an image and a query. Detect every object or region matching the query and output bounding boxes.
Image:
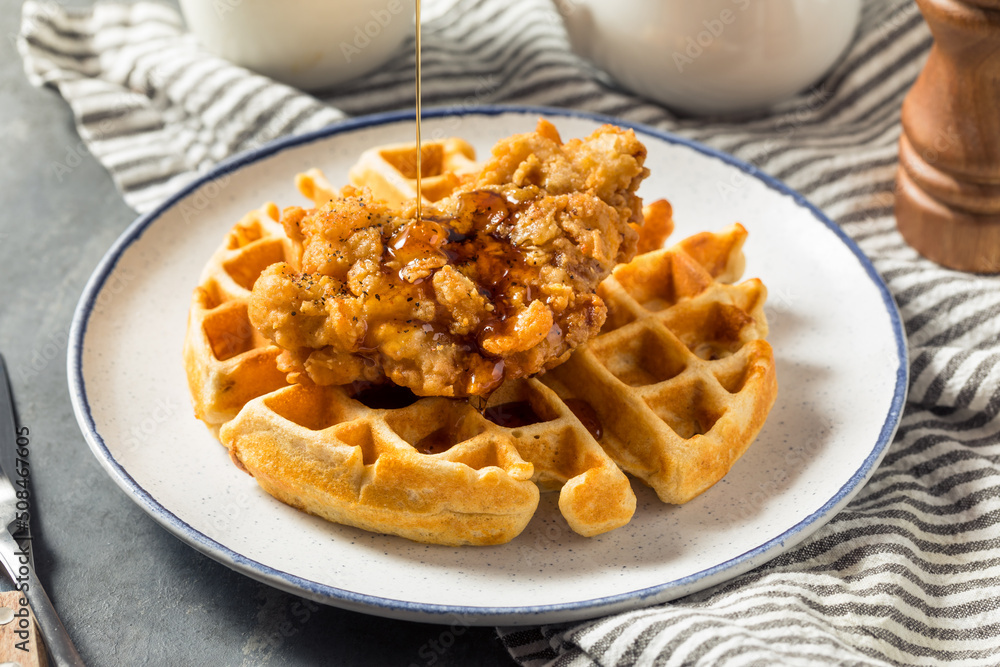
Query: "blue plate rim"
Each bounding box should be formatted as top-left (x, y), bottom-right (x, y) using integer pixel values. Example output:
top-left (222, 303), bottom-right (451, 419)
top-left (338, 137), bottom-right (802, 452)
top-left (67, 104), bottom-right (908, 623)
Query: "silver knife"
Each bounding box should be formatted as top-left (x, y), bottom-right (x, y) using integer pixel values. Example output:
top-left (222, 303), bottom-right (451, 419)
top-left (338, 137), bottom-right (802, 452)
top-left (0, 353), bottom-right (87, 666)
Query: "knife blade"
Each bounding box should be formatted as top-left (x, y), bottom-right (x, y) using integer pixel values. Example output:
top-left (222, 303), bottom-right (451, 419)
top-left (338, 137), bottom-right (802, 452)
top-left (0, 353), bottom-right (86, 666)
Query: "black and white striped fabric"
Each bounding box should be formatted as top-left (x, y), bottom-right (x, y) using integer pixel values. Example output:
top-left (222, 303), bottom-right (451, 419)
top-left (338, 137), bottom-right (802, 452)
top-left (20, 0), bottom-right (1000, 664)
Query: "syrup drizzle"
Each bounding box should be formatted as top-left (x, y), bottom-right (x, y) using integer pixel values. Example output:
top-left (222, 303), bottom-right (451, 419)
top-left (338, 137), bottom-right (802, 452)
top-left (415, 0), bottom-right (423, 222)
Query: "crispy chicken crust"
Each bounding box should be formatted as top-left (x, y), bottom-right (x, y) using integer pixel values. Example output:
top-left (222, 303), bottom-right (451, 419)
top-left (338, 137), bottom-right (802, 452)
top-left (249, 119), bottom-right (649, 397)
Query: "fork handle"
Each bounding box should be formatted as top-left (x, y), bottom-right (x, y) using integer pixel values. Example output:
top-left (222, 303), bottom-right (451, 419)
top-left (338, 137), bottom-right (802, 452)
top-left (0, 531), bottom-right (86, 667)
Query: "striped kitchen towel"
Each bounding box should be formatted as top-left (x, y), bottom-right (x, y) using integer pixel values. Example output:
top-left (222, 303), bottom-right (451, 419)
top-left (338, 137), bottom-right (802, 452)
top-left (20, 0), bottom-right (1000, 665)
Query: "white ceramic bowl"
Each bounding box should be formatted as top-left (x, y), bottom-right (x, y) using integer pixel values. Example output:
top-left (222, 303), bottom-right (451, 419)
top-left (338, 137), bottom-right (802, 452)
top-left (179, 0), bottom-right (415, 90)
top-left (558, 0), bottom-right (861, 115)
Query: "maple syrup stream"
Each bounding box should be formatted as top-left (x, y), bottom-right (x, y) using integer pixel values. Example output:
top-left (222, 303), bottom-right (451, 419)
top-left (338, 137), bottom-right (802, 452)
top-left (415, 0), bottom-right (423, 222)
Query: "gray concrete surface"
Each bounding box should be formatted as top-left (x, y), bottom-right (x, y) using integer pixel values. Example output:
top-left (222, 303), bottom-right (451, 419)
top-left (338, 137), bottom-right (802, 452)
top-left (0, 1), bottom-right (517, 664)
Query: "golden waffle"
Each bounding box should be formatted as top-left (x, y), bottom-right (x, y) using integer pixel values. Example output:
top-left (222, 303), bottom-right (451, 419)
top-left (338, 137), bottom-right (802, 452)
top-left (219, 383), bottom-right (540, 546)
top-left (541, 224), bottom-right (777, 504)
top-left (220, 375), bottom-right (636, 545)
top-left (184, 137), bottom-right (775, 546)
top-left (187, 171), bottom-right (636, 545)
top-left (183, 204), bottom-right (292, 435)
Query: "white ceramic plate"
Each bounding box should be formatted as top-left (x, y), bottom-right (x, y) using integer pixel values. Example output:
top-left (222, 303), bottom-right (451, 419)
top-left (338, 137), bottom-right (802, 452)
top-left (68, 107), bottom-right (906, 625)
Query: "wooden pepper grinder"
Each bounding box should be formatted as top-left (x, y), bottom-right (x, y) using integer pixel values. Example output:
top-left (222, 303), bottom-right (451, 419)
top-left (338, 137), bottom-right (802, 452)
top-left (895, 0), bottom-right (1000, 273)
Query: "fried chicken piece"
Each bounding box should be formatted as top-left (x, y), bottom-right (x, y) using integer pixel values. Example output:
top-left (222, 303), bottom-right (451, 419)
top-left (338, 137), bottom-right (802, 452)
top-left (249, 119), bottom-right (649, 397)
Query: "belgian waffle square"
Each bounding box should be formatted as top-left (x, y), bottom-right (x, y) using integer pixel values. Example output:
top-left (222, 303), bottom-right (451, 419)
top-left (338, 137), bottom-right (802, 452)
top-left (341, 137), bottom-right (479, 207)
top-left (220, 383), bottom-right (540, 546)
top-left (183, 204), bottom-right (293, 434)
top-left (220, 375), bottom-right (636, 545)
top-left (542, 224), bottom-right (777, 504)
